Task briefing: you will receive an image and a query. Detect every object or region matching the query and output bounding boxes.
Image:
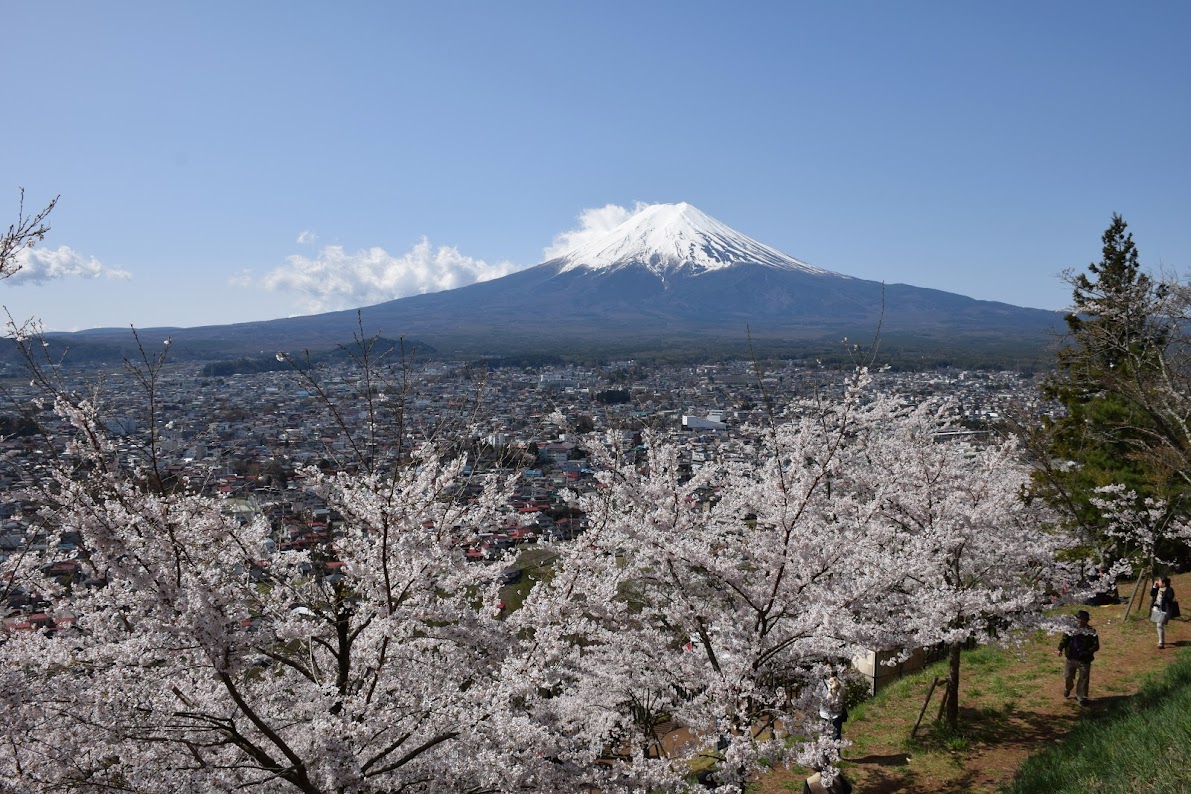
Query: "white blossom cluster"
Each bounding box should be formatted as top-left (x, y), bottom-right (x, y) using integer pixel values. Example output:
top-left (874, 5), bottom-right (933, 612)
top-left (0, 369), bottom-right (1082, 793)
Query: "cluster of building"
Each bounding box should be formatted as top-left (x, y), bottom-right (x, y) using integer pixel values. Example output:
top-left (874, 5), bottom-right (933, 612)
top-left (0, 358), bottom-right (1052, 633)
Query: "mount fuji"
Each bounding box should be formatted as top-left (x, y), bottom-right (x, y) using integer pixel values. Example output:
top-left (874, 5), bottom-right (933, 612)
top-left (47, 203), bottom-right (1061, 363)
top-left (550, 202), bottom-right (833, 277)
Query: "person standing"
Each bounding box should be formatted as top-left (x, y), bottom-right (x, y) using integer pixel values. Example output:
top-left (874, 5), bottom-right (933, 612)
top-left (1151, 577), bottom-right (1176, 649)
top-left (1058, 610), bottom-right (1099, 706)
top-left (819, 672), bottom-right (847, 742)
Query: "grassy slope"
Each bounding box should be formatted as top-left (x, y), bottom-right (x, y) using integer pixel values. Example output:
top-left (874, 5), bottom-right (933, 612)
top-left (754, 573), bottom-right (1191, 794)
top-left (1004, 650), bottom-right (1191, 793)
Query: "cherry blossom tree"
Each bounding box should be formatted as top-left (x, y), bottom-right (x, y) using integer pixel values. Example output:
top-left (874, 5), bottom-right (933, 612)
top-left (0, 340), bottom-right (1081, 791)
top-left (860, 403), bottom-right (1068, 730)
top-left (511, 375), bottom-right (955, 787)
top-left (1, 188), bottom-right (58, 279)
top-left (514, 375), bottom-right (1074, 787)
top-left (1091, 485), bottom-right (1189, 571)
top-left (0, 340), bottom-right (570, 793)
top-left (1089, 484), bottom-right (1191, 615)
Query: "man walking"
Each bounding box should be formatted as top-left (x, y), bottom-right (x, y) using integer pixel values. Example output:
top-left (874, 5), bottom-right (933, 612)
top-left (1058, 609), bottom-right (1099, 706)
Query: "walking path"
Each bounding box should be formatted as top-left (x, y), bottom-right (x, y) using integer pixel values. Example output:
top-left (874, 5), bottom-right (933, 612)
top-left (755, 573), bottom-right (1190, 793)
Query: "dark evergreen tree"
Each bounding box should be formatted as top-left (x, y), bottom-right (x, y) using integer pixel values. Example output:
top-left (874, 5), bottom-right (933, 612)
top-left (1064, 214), bottom-right (1157, 369)
top-left (1034, 214), bottom-right (1175, 557)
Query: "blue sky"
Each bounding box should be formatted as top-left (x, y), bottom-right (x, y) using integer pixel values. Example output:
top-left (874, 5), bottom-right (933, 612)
top-left (3, 1), bottom-right (1188, 332)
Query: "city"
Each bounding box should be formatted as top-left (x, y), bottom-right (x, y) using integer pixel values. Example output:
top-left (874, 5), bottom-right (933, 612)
top-left (1, 355), bottom-right (1049, 632)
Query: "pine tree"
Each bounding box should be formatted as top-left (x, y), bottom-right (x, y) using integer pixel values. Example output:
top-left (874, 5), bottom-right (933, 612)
top-left (1035, 214), bottom-right (1174, 557)
top-left (1065, 214), bottom-right (1156, 370)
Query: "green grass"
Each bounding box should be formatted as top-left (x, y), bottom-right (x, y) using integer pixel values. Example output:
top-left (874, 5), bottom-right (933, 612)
top-left (965, 643), bottom-right (1013, 673)
top-left (747, 590), bottom-right (1191, 793)
top-left (496, 547), bottom-right (557, 614)
top-left (1003, 649), bottom-right (1191, 793)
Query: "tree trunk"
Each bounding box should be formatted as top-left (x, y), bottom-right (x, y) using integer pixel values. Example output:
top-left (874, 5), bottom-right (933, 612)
top-left (944, 641), bottom-right (961, 730)
top-left (1123, 564), bottom-right (1155, 622)
top-left (1123, 574), bottom-right (1145, 621)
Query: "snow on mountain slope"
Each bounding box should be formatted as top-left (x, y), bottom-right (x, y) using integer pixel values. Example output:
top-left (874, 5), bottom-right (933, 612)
top-left (552, 202), bottom-right (842, 278)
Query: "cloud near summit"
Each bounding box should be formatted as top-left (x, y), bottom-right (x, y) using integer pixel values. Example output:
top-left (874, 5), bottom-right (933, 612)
top-left (258, 204), bottom-right (652, 314)
top-left (543, 202), bottom-right (648, 260)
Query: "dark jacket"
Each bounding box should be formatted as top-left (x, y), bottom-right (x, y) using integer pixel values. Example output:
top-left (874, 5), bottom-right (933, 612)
top-left (1151, 585), bottom-right (1176, 614)
top-left (1059, 628), bottom-right (1099, 663)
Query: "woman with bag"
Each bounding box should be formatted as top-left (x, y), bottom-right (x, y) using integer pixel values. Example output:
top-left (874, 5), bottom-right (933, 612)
top-left (1150, 577), bottom-right (1176, 649)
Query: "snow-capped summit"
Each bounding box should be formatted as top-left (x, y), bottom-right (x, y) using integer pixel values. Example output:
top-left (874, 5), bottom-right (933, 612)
top-left (551, 202), bottom-right (837, 277)
top-left (51, 201), bottom-right (1061, 365)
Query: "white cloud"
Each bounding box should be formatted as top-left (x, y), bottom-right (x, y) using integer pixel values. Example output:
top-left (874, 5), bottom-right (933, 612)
top-left (260, 238), bottom-right (521, 313)
top-left (542, 202), bottom-right (648, 260)
top-left (4, 246), bottom-right (131, 285)
top-left (257, 204), bottom-right (653, 314)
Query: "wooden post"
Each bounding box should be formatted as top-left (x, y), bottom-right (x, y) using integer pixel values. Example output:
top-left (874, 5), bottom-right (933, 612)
top-left (1123, 568), bottom-right (1153, 622)
top-left (1123, 576), bottom-right (1143, 621)
top-left (911, 676), bottom-right (941, 737)
top-left (935, 677), bottom-right (951, 724)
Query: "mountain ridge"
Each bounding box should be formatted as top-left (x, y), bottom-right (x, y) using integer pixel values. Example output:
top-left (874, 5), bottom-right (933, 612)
top-left (21, 203), bottom-right (1062, 366)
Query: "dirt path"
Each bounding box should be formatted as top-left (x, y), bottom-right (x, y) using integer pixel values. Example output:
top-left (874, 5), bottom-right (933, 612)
top-left (755, 573), bottom-right (1189, 793)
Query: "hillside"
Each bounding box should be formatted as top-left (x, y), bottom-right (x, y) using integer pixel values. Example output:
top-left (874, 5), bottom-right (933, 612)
top-left (755, 574), bottom-right (1191, 793)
